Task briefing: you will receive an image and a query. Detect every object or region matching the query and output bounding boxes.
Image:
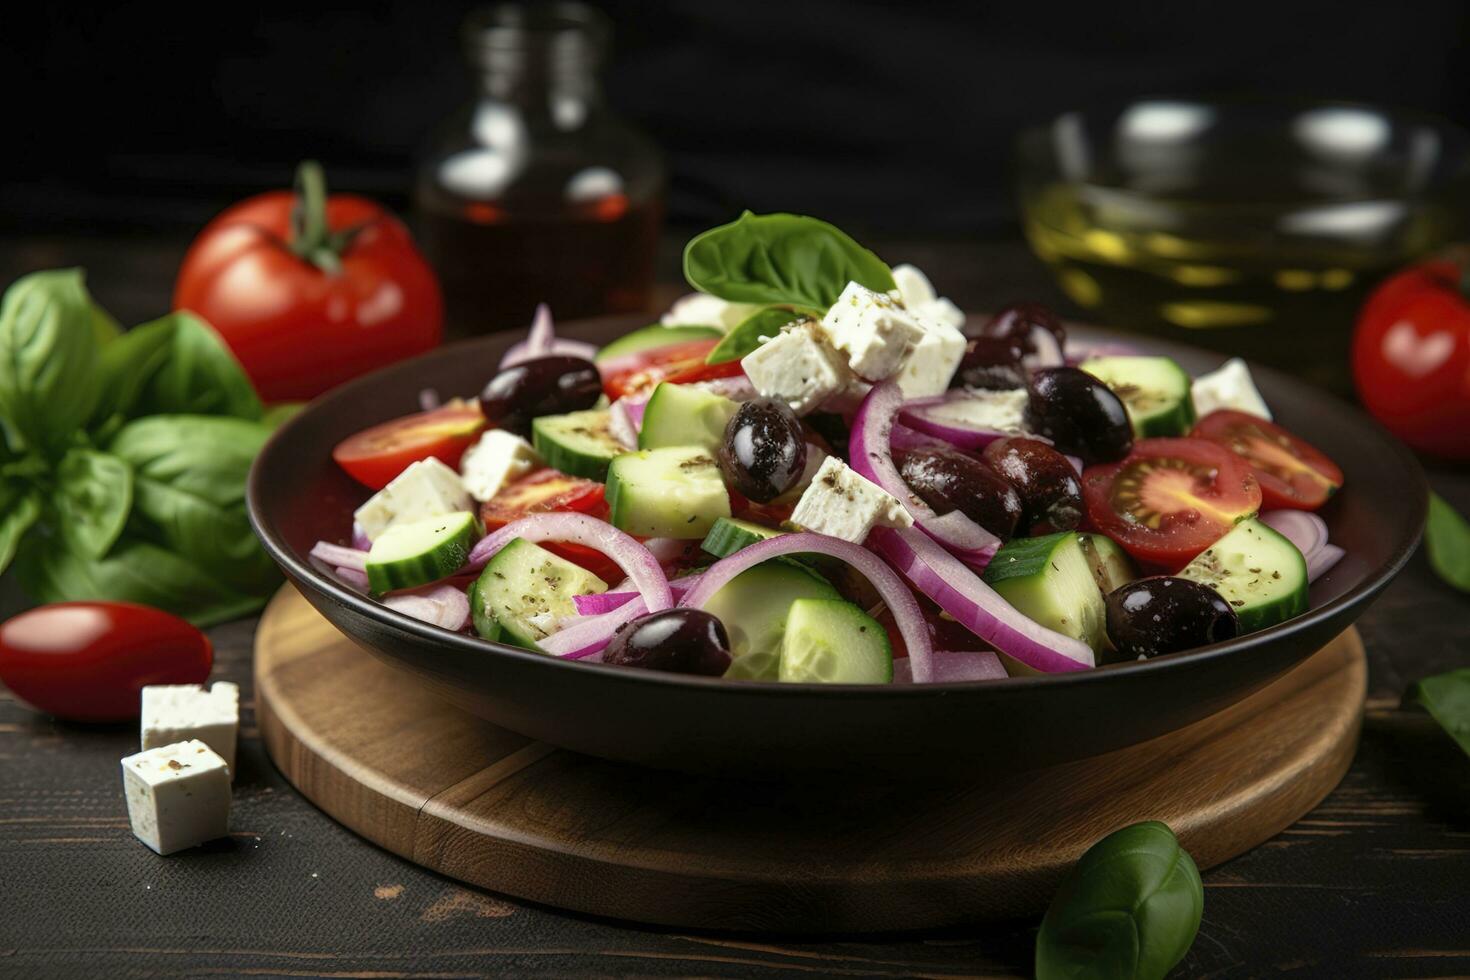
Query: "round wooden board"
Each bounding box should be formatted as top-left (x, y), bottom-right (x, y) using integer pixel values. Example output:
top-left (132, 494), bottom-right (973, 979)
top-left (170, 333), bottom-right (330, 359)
top-left (255, 585), bottom-right (1365, 933)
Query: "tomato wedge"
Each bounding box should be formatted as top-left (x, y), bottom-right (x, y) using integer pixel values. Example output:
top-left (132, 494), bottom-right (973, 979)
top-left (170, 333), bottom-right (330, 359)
top-left (1082, 437), bottom-right (1262, 570)
top-left (479, 469), bottom-right (619, 583)
top-left (600, 338), bottom-right (744, 400)
top-left (333, 399), bottom-right (485, 490)
top-left (1190, 410), bottom-right (1343, 511)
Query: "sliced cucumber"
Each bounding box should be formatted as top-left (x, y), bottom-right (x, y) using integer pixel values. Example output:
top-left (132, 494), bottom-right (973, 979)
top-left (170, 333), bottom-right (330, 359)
top-left (982, 531), bottom-right (1106, 652)
top-left (778, 598), bottom-right (893, 684)
top-left (595, 324), bottom-right (722, 363)
top-left (701, 563), bottom-right (841, 681)
top-left (365, 511), bottom-right (477, 594)
top-left (701, 516), bottom-right (786, 559)
top-left (605, 446), bottom-right (731, 539)
top-left (531, 409), bottom-right (624, 481)
top-left (1178, 518), bottom-right (1307, 633)
top-left (470, 538), bottom-right (609, 649)
top-left (638, 382), bottom-right (738, 454)
top-left (1081, 355), bottom-right (1196, 437)
top-left (1077, 532), bottom-right (1138, 594)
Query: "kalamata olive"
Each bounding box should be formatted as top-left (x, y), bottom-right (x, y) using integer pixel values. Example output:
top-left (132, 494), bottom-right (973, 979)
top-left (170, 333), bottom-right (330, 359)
top-left (478, 355), bottom-right (601, 434)
top-left (898, 448), bottom-right (1023, 541)
top-left (603, 608), bottom-right (732, 676)
top-left (1024, 367), bottom-right (1133, 464)
top-left (976, 303), bottom-right (1067, 358)
top-left (951, 336), bottom-right (1027, 391)
top-left (718, 398), bottom-right (807, 503)
top-left (982, 437), bottom-right (1085, 535)
top-left (1104, 576), bottom-right (1239, 662)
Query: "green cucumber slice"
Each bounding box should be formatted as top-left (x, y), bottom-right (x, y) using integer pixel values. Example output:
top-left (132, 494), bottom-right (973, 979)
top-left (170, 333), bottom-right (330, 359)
top-left (1178, 518), bottom-right (1308, 633)
top-left (606, 446), bottom-right (730, 539)
top-left (365, 511), bottom-right (477, 594)
top-left (595, 324), bottom-right (722, 363)
top-left (531, 409), bottom-right (624, 481)
top-left (638, 382), bottom-right (739, 453)
top-left (983, 531), bottom-right (1106, 651)
top-left (701, 517), bottom-right (786, 559)
top-left (1077, 532), bottom-right (1139, 594)
top-left (1081, 355), bottom-right (1196, 437)
top-left (469, 538), bottom-right (609, 649)
top-left (778, 598), bottom-right (893, 684)
top-left (705, 308), bottom-right (807, 365)
top-left (700, 563), bottom-right (841, 681)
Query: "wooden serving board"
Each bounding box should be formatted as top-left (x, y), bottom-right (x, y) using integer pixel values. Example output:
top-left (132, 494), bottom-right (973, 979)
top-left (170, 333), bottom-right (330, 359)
top-left (255, 586), bottom-right (1365, 933)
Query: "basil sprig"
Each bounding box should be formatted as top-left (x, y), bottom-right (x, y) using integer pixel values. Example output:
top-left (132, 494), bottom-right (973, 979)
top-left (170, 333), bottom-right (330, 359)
top-left (1406, 668), bottom-right (1470, 758)
top-left (0, 269), bottom-right (278, 626)
top-left (1426, 492), bottom-right (1470, 593)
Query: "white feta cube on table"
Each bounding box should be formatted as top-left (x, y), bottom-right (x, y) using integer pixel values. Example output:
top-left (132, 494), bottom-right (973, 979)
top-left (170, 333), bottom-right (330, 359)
top-left (353, 458), bottom-right (472, 540)
top-left (1191, 358), bottom-right (1272, 421)
top-left (459, 429), bottom-right (542, 502)
top-left (821, 281), bottom-right (926, 381)
top-left (890, 263), bottom-right (966, 330)
top-left (141, 682), bottom-right (240, 777)
top-left (894, 316), bottom-right (967, 398)
top-left (121, 740), bottom-right (232, 855)
top-left (660, 292), bottom-right (762, 332)
top-left (741, 323), bottom-right (852, 416)
top-left (789, 457), bottom-right (913, 544)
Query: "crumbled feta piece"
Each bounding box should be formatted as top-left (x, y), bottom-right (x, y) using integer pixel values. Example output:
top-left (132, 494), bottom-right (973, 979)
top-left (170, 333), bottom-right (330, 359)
top-left (1191, 358), bottom-right (1272, 420)
top-left (141, 683), bottom-right (240, 777)
top-left (459, 429), bottom-right (542, 502)
top-left (821, 281), bottom-right (926, 381)
top-left (891, 263), bottom-right (965, 330)
top-left (789, 457), bottom-right (913, 543)
top-left (740, 322), bottom-right (853, 416)
top-left (121, 740), bottom-right (232, 855)
top-left (918, 389), bottom-right (1031, 436)
top-left (660, 293), bottom-right (763, 332)
top-left (353, 458), bottom-right (472, 540)
top-left (893, 315), bottom-right (967, 398)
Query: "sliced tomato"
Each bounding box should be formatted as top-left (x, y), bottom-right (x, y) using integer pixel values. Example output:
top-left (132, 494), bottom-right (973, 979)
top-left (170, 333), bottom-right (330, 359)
top-left (333, 399), bottom-right (485, 489)
top-left (1190, 410), bottom-right (1343, 511)
top-left (1082, 437), bottom-right (1262, 570)
top-left (600, 338), bottom-right (744, 400)
top-left (478, 469), bottom-right (619, 582)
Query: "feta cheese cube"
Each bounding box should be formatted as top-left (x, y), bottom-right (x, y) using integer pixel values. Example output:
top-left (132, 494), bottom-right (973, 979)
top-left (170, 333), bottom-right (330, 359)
top-left (789, 457), bottom-right (913, 543)
top-left (891, 263), bottom-right (966, 330)
top-left (821, 281), bottom-right (926, 381)
top-left (1191, 358), bottom-right (1272, 420)
top-left (353, 458), bottom-right (473, 540)
top-left (141, 683), bottom-right (240, 777)
top-left (459, 429), bottom-right (542, 502)
top-left (741, 322), bottom-right (853, 416)
top-left (121, 740), bottom-right (232, 855)
top-left (894, 315), bottom-right (967, 398)
top-left (660, 293), bottom-right (763, 332)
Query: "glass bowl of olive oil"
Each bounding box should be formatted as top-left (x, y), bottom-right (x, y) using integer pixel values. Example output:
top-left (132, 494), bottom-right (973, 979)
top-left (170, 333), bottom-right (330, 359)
top-left (1017, 99), bottom-right (1470, 390)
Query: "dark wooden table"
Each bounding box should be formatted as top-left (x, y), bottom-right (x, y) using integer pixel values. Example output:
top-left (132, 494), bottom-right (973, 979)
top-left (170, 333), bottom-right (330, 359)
top-left (1, 235), bottom-right (1467, 979)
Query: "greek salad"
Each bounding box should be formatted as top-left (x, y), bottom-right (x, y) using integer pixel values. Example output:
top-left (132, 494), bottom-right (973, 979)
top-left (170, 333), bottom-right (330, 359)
top-left (312, 213), bottom-right (1346, 684)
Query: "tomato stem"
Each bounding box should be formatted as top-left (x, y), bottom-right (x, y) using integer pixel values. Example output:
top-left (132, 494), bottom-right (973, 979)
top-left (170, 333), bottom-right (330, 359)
top-left (289, 160), bottom-right (343, 275)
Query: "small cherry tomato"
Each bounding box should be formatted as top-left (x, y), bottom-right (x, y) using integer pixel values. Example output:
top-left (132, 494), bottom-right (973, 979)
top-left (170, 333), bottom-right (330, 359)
top-left (1082, 437), bottom-right (1262, 570)
top-left (0, 603), bottom-right (212, 722)
top-left (479, 470), bottom-right (617, 582)
top-left (332, 399), bottom-right (485, 489)
top-left (1191, 410), bottom-right (1343, 511)
top-left (1352, 259), bottom-right (1470, 459)
top-left (600, 338), bottom-right (744, 400)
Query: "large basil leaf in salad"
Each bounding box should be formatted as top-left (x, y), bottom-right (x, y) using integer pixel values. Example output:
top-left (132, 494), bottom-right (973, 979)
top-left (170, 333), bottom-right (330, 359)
top-left (0, 269), bottom-right (102, 458)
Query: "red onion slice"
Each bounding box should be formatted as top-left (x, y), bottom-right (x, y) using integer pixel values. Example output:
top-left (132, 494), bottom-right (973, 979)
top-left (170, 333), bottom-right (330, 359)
top-left (692, 374), bottom-right (757, 402)
top-left (499, 304), bottom-right (598, 368)
top-left (350, 522), bottom-right (373, 550)
top-left (1259, 510), bottom-right (1329, 559)
top-left (893, 650), bottom-right (1006, 683)
top-left (606, 399), bottom-right (639, 449)
top-left (418, 387), bottom-right (442, 412)
top-left (334, 566), bottom-right (370, 592)
top-left (311, 541), bottom-right (368, 571)
top-left (574, 583), bottom-right (692, 616)
top-left (869, 526), bottom-right (1093, 673)
top-left (898, 390), bottom-right (1031, 451)
top-left (383, 584), bottom-right (471, 631)
top-left (1308, 543), bottom-right (1344, 583)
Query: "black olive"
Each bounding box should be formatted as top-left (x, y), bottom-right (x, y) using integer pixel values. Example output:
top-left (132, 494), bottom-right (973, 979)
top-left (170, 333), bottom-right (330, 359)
top-left (981, 437), bottom-right (1084, 535)
top-left (897, 448), bottom-right (1023, 541)
top-left (951, 336), bottom-right (1027, 391)
top-left (478, 355), bottom-right (602, 434)
top-left (1024, 367), bottom-right (1133, 464)
top-left (1104, 576), bottom-right (1239, 662)
top-left (975, 302), bottom-right (1067, 357)
top-left (603, 608), bottom-right (732, 676)
top-left (718, 398), bottom-right (807, 503)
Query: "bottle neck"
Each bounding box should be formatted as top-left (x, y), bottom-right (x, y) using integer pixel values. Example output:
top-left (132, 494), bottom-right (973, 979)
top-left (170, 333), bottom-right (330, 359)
top-left (465, 4), bottom-right (607, 116)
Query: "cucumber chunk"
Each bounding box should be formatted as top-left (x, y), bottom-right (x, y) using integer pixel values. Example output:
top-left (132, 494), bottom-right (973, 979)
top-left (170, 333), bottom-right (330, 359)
top-left (983, 531), bottom-right (1106, 652)
top-left (1081, 356), bottom-right (1196, 437)
top-left (605, 446), bottom-right (731, 539)
top-left (638, 382), bottom-right (738, 454)
top-left (532, 409), bottom-right (624, 481)
top-left (470, 538), bottom-right (609, 649)
top-left (1178, 518), bottom-right (1307, 633)
top-left (778, 598), bottom-right (893, 684)
top-left (365, 511), bottom-right (477, 594)
top-left (701, 517), bottom-right (786, 559)
top-left (595, 324), bottom-right (722, 363)
top-left (1077, 532), bottom-right (1139, 594)
top-left (701, 562), bottom-right (841, 681)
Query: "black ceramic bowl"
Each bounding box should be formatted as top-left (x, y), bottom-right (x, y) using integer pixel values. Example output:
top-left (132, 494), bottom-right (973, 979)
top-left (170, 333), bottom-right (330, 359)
top-left (247, 317), bottom-right (1425, 780)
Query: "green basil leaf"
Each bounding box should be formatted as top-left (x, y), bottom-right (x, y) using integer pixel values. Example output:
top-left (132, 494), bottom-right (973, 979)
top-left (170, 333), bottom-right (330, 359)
top-left (0, 485), bottom-right (41, 576)
top-left (55, 448), bottom-right (133, 560)
top-left (109, 414), bottom-right (279, 596)
top-left (705, 308), bottom-right (810, 365)
top-left (0, 269), bottom-right (102, 457)
top-left (262, 402), bottom-right (306, 431)
top-left (1036, 820), bottom-right (1203, 980)
top-left (91, 300), bottom-right (122, 346)
top-left (90, 317), bottom-right (177, 427)
top-left (1426, 492), bottom-right (1470, 593)
top-left (1406, 669), bottom-right (1470, 757)
top-left (683, 211), bottom-right (896, 310)
top-left (128, 312), bottom-right (263, 421)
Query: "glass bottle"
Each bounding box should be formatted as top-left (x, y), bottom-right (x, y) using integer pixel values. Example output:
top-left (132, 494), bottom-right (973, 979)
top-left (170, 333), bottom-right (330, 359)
top-left (415, 3), bottom-right (664, 338)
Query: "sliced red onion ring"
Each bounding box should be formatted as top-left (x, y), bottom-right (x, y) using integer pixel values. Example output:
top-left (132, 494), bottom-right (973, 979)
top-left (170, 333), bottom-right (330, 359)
top-left (334, 566), bottom-right (370, 592)
top-left (898, 390), bottom-right (1031, 451)
top-left (607, 399), bottom-right (639, 449)
top-left (1064, 339), bottom-right (1141, 364)
top-left (384, 584), bottom-right (470, 631)
top-left (311, 541), bottom-right (368, 571)
top-left (350, 522), bottom-right (372, 551)
top-left (1065, 454), bottom-right (1084, 475)
top-left (418, 387), bottom-right (441, 412)
top-left (1259, 510), bottom-right (1329, 559)
top-left (574, 583), bottom-right (692, 616)
top-left (1025, 327), bottom-right (1065, 369)
top-left (692, 374), bottom-right (757, 402)
top-left (499, 304), bottom-right (598, 368)
top-left (676, 531), bottom-right (936, 682)
top-left (889, 423), bottom-right (949, 453)
top-left (893, 650), bottom-right (1006, 684)
top-left (869, 526), bottom-right (1093, 673)
top-left (1308, 544), bottom-right (1344, 583)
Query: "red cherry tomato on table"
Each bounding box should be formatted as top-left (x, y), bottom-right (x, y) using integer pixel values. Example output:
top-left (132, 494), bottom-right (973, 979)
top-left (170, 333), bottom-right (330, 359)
top-left (1352, 259), bottom-right (1470, 459)
top-left (600, 339), bottom-right (745, 400)
top-left (333, 400), bottom-right (485, 490)
top-left (173, 161), bottom-right (443, 403)
top-left (1191, 410), bottom-right (1343, 511)
top-left (0, 603), bottom-right (212, 722)
top-left (479, 470), bottom-right (619, 583)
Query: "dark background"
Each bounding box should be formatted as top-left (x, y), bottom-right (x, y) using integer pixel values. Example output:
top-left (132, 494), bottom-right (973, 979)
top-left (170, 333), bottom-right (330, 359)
top-left (6, 1), bottom-right (1470, 240)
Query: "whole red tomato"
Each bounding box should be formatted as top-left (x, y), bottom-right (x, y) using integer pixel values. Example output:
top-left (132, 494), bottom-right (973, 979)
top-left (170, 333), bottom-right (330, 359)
top-left (1353, 259), bottom-right (1470, 459)
top-left (174, 161), bottom-right (442, 402)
